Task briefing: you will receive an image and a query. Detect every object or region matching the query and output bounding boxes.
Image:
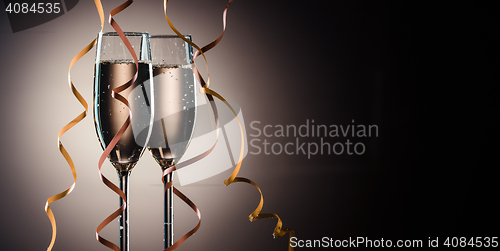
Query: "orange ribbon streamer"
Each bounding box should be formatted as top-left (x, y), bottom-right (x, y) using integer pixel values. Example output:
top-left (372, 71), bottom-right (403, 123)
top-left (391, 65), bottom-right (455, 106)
top-left (45, 1), bottom-right (104, 250)
top-left (164, 0), bottom-right (295, 250)
top-left (95, 1), bottom-right (140, 250)
top-left (162, 166), bottom-right (201, 251)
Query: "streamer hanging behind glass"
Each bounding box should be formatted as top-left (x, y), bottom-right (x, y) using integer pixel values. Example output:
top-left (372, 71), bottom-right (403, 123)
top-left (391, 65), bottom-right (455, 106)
top-left (45, 1), bottom-right (104, 250)
top-left (164, 0), bottom-right (295, 250)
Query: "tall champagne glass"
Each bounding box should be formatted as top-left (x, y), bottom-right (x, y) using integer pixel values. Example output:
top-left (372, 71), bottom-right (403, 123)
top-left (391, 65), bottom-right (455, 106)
top-left (93, 32), bottom-right (153, 251)
top-left (148, 35), bottom-right (197, 248)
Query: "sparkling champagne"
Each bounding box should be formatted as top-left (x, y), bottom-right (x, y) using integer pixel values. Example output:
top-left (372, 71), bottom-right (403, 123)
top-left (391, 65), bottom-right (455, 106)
top-left (148, 64), bottom-right (197, 169)
top-left (94, 60), bottom-right (153, 171)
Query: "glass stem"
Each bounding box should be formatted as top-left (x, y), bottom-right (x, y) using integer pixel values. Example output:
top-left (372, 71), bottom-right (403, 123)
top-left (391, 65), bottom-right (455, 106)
top-left (164, 173), bottom-right (174, 249)
top-left (118, 171), bottom-right (130, 251)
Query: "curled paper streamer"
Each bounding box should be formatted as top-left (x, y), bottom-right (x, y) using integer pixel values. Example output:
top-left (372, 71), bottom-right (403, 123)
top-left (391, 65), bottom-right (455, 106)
top-left (95, 1), bottom-right (140, 250)
top-left (162, 166), bottom-right (201, 251)
top-left (164, 0), bottom-right (295, 250)
top-left (45, 1), bottom-right (104, 250)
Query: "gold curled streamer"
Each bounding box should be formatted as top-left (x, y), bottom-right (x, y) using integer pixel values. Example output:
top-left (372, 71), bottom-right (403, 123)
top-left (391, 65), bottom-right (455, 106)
top-left (95, 0), bottom-right (139, 250)
top-left (200, 88), bottom-right (296, 249)
top-left (45, 1), bottom-right (104, 250)
top-left (164, 0), bottom-right (295, 250)
top-left (164, 0), bottom-right (211, 88)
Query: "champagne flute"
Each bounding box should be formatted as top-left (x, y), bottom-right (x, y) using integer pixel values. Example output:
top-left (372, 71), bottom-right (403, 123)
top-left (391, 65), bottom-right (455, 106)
top-left (148, 35), bottom-right (197, 248)
top-left (93, 32), bottom-right (153, 251)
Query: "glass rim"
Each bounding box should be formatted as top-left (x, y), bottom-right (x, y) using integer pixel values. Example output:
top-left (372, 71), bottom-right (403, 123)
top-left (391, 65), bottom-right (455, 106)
top-left (149, 34), bottom-right (191, 39)
top-left (100, 31), bottom-right (149, 36)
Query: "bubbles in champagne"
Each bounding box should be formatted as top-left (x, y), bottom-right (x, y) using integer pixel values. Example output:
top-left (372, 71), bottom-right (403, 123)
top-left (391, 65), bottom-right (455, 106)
top-left (147, 64), bottom-right (197, 167)
top-left (94, 60), bottom-right (153, 171)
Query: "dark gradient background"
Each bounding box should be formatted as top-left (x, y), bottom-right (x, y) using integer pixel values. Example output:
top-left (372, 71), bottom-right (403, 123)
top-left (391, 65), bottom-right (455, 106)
top-left (0, 1), bottom-right (498, 250)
